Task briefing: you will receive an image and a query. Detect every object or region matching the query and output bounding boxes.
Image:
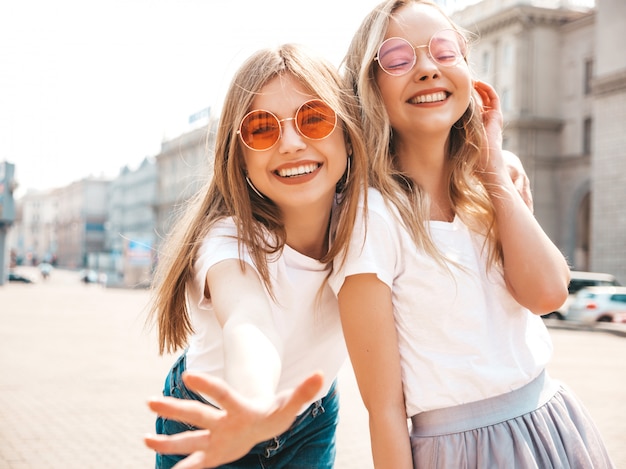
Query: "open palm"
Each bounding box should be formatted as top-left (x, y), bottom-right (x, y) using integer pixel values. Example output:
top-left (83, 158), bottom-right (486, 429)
top-left (144, 371), bottom-right (324, 469)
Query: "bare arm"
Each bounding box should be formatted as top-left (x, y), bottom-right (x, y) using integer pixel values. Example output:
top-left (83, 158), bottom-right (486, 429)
top-left (144, 259), bottom-right (323, 467)
top-left (474, 81), bottom-right (570, 314)
top-left (338, 274), bottom-right (413, 469)
top-left (208, 259), bottom-right (282, 400)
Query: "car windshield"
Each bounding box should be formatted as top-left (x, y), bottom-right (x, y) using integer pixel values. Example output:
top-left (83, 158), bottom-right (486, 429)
top-left (568, 279), bottom-right (618, 294)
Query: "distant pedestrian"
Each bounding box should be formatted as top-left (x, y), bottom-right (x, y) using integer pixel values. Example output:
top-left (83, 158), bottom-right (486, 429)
top-left (39, 262), bottom-right (52, 280)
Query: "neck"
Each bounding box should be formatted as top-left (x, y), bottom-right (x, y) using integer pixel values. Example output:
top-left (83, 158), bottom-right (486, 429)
top-left (281, 198), bottom-right (333, 260)
top-left (394, 133), bottom-right (454, 222)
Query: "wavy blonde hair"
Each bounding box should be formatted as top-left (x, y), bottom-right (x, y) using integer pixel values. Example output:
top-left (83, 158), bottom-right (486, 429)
top-left (150, 44), bottom-right (368, 354)
top-left (341, 0), bottom-right (501, 268)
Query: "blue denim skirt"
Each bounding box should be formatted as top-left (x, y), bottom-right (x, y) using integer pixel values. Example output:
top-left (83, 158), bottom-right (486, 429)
top-left (410, 370), bottom-right (615, 468)
top-left (156, 353), bottom-right (340, 469)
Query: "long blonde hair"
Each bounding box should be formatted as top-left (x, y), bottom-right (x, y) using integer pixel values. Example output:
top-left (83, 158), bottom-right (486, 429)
top-left (150, 44), bottom-right (368, 355)
top-left (341, 0), bottom-right (501, 268)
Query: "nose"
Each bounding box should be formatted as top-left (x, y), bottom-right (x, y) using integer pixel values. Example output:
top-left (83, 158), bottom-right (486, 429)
top-left (277, 118), bottom-right (307, 153)
top-left (412, 45), bottom-right (440, 81)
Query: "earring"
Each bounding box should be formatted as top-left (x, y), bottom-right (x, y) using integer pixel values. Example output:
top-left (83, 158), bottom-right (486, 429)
top-left (246, 175), bottom-right (266, 200)
top-left (336, 155), bottom-right (351, 194)
top-left (453, 96), bottom-right (476, 130)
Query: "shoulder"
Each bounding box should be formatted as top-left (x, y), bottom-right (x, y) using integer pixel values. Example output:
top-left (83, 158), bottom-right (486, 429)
top-left (363, 187), bottom-right (400, 229)
top-left (196, 217), bottom-right (245, 264)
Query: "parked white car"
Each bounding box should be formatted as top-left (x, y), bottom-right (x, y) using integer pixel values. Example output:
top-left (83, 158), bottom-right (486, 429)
top-left (566, 286), bottom-right (626, 324)
top-left (542, 271), bottom-right (620, 320)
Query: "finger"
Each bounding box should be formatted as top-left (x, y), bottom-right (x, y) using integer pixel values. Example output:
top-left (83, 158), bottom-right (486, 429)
top-left (182, 371), bottom-right (242, 412)
top-left (172, 451), bottom-right (209, 469)
top-left (147, 396), bottom-right (222, 429)
top-left (274, 372), bottom-right (324, 415)
top-left (144, 429), bottom-right (211, 455)
top-left (292, 372), bottom-right (324, 404)
top-left (473, 81), bottom-right (490, 106)
top-left (474, 81), bottom-right (500, 111)
top-left (521, 177), bottom-right (534, 212)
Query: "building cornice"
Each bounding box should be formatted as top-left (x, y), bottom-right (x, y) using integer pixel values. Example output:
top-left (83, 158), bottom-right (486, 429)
top-left (505, 116), bottom-right (564, 131)
top-left (454, 4), bottom-right (593, 35)
top-left (593, 69), bottom-right (626, 96)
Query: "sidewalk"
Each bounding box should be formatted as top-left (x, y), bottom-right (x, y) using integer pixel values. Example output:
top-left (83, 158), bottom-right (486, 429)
top-left (1, 267), bottom-right (624, 468)
top-left (0, 268), bottom-right (373, 469)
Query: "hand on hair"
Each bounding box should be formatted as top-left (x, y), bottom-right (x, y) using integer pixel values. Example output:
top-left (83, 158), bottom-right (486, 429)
top-left (502, 150), bottom-right (534, 212)
top-left (473, 80), bottom-right (534, 211)
top-left (144, 371), bottom-right (324, 468)
top-left (473, 80), bottom-right (505, 173)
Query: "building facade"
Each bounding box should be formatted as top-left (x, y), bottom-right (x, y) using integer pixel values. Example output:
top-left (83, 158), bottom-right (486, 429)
top-left (590, 0), bottom-right (626, 283)
top-left (9, 0), bottom-right (624, 285)
top-left (454, 0), bottom-right (625, 282)
top-left (8, 188), bottom-right (59, 266)
top-left (105, 157), bottom-right (158, 287)
top-left (54, 178), bottom-right (110, 269)
top-left (154, 120), bottom-right (217, 249)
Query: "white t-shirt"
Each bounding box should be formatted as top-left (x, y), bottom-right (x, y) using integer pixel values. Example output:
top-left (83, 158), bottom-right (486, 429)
top-left (330, 188), bottom-right (553, 417)
top-left (185, 217), bottom-right (347, 407)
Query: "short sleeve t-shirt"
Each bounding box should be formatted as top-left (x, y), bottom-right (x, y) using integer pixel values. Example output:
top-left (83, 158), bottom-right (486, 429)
top-left (185, 217), bottom-right (347, 406)
top-left (330, 188), bottom-right (552, 417)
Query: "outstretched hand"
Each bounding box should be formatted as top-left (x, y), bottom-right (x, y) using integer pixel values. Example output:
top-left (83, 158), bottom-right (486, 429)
top-left (144, 371), bottom-right (324, 469)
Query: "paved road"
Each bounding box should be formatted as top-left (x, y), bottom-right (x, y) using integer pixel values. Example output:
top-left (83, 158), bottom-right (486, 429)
top-left (0, 267), bottom-right (624, 468)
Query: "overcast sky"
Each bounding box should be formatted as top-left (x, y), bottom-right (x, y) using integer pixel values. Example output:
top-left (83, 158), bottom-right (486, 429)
top-left (0, 0), bottom-right (476, 197)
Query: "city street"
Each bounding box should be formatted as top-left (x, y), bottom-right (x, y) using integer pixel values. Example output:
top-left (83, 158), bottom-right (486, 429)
top-left (1, 267), bottom-right (624, 468)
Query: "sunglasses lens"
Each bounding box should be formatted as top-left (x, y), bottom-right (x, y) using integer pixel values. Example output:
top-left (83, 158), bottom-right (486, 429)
top-left (297, 100), bottom-right (336, 140)
top-left (377, 38), bottom-right (415, 76)
top-left (240, 111), bottom-right (280, 150)
top-left (429, 29), bottom-right (466, 67)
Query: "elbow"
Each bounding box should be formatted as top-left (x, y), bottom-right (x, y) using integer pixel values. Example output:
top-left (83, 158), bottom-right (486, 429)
top-left (527, 281), bottom-right (569, 316)
top-left (509, 272), bottom-right (569, 315)
top-left (530, 291), bottom-right (568, 316)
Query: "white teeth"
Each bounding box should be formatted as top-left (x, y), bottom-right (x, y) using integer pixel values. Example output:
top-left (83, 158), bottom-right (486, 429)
top-left (410, 91), bottom-right (447, 104)
top-left (277, 163), bottom-right (319, 178)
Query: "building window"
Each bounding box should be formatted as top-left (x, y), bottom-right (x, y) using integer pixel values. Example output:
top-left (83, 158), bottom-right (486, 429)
top-left (584, 59), bottom-right (593, 95)
top-left (501, 88), bottom-right (511, 112)
top-left (502, 42), bottom-right (513, 67)
top-left (482, 50), bottom-right (491, 75)
top-left (583, 117), bottom-right (592, 154)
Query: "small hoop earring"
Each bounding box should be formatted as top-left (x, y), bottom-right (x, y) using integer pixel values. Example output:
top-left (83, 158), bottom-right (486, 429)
top-left (246, 176), bottom-right (266, 200)
top-left (453, 96), bottom-right (476, 130)
top-left (336, 156), bottom-right (351, 194)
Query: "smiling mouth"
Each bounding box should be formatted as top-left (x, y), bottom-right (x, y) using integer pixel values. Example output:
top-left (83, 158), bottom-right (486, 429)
top-left (276, 163), bottom-right (320, 178)
top-left (408, 91), bottom-right (448, 104)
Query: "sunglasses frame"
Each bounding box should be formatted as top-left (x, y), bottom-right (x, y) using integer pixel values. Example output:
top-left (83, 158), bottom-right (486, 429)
top-left (375, 28), bottom-right (468, 76)
top-left (237, 99), bottom-right (337, 151)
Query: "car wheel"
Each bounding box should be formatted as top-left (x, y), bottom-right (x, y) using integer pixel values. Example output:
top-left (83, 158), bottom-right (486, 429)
top-left (597, 315), bottom-right (612, 322)
top-left (542, 312), bottom-right (564, 320)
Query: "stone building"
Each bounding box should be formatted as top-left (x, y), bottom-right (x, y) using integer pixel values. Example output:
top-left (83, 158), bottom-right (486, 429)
top-left (54, 178), bottom-right (110, 268)
top-left (105, 157), bottom-right (158, 287)
top-left (453, 0), bottom-right (626, 282)
top-left (7, 188), bottom-right (59, 266)
top-left (154, 119), bottom-right (218, 253)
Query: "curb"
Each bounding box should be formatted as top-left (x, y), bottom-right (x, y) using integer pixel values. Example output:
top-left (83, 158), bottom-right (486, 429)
top-left (544, 318), bottom-right (626, 338)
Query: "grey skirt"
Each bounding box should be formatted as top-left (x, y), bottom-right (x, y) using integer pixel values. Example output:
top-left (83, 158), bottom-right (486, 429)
top-left (410, 370), bottom-right (614, 468)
